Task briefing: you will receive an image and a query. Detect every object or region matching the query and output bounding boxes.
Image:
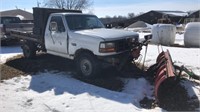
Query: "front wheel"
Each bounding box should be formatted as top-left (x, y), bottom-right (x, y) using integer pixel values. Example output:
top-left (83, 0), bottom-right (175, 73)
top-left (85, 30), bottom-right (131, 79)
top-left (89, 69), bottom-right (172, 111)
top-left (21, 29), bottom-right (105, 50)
top-left (76, 53), bottom-right (101, 78)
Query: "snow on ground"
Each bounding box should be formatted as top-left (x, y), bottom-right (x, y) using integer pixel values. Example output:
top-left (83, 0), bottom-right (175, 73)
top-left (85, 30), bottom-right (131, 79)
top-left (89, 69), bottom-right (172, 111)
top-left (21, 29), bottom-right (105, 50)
top-left (180, 79), bottom-right (200, 99)
top-left (0, 33), bottom-right (200, 112)
top-left (175, 33), bottom-right (184, 45)
top-left (0, 71), bottom-right (163, 112)
top-left (122, 78), bottom-right (154, 100)
top-left (0, 45), bottom-right (22, 64)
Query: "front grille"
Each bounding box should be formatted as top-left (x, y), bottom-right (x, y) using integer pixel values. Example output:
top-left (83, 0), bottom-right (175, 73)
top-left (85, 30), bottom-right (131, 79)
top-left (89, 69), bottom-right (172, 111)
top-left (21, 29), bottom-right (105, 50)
top-left (115, 39), bottom-right (131, 52)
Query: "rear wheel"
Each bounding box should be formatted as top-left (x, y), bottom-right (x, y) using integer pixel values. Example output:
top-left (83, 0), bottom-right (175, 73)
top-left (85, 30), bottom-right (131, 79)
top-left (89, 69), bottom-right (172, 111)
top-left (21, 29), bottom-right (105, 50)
top-left (22, 42), bottom-right (36, 59)
top-left (1, 40), bottom-right (8, 46)
top-left (76, 53), bottom-right (101, 78)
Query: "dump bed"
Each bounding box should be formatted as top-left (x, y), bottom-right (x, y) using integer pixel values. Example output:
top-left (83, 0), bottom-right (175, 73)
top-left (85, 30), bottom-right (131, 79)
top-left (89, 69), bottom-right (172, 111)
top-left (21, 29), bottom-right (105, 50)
top-left (32, 7), bottom-right (82, 42)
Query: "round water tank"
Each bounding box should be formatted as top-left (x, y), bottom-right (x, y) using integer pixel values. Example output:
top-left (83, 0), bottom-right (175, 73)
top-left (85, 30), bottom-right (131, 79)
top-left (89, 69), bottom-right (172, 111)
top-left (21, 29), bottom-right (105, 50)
top-left (151, 24), bottom-right (176, 46)
top-left (184, 22), bottom-right (200, 47)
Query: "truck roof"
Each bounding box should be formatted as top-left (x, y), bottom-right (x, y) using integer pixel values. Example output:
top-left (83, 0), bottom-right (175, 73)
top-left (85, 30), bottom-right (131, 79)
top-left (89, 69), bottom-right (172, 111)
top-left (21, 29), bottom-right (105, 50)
top-left (50, 12), bottom-right (95, 16)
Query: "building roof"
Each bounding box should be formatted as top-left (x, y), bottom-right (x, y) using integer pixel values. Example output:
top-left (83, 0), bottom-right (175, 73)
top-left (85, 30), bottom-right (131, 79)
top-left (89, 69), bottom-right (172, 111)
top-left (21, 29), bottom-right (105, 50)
top-left (154, 10), bottom-right (188, 17)
top-left (127, 21), bottom-right (152, 28)
top-left (0, 9), bottom-right (33, 20)
top-left (188, 10), bottom-right (200, 18)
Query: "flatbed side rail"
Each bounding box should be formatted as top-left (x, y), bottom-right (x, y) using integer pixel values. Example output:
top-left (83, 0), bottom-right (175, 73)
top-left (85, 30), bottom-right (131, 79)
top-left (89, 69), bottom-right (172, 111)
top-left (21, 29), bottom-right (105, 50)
top-left (10, 30), bottom-right (42, 43)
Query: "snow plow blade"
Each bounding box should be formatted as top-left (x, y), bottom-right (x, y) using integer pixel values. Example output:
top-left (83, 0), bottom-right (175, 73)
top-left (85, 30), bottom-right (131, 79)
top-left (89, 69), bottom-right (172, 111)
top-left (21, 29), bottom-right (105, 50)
top-left (153, 50), bottom-right (177, 101)
top-left (147, 49), bottom-right (200, 103)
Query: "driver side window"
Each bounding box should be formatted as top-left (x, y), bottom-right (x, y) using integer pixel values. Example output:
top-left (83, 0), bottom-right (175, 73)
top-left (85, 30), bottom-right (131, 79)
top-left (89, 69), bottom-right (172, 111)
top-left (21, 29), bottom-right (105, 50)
top-left (49, 16), bottom-right (65, 32)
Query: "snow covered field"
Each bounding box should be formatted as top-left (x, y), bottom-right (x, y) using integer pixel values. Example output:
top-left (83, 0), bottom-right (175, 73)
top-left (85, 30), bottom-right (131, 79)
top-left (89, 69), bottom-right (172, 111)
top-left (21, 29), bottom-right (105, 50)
top-left (0, 34), bottom-right (200, 112)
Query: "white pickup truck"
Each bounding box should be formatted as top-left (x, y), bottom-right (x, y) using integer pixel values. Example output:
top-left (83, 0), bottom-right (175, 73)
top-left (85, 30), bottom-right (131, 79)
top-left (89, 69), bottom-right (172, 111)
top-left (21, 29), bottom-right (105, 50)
top-left (11, 8), bottom-right (150, 77)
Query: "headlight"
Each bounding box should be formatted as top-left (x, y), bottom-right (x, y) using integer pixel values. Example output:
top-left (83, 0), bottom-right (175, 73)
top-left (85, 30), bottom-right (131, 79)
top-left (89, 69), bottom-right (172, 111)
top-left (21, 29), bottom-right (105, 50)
top-left (128, 38), bottom-right (135, 43)
top-left (127, 36), bottom-right (138, 43)
top-left (132, 36), bottom-right (139, 42)
top-left (99, 42), bottom-right (116, 53)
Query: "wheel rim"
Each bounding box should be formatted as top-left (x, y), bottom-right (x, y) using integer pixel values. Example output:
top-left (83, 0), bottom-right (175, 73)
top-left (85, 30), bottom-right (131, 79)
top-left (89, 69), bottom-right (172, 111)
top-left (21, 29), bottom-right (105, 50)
top-left (80, 58), bottom-right (92, 76)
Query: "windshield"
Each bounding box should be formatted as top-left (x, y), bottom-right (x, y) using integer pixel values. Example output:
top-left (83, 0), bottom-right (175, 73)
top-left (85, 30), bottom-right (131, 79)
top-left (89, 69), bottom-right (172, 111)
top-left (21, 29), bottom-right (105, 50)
top-left (0, 17), bottom-right (21, 24)
top-left (65, 15), bottom-right (105, 30)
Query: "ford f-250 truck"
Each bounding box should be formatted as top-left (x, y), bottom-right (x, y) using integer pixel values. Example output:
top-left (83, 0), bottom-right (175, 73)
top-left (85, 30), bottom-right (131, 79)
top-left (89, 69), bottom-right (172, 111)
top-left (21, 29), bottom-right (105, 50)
top-left (11, 8), bottom-right (150, 77)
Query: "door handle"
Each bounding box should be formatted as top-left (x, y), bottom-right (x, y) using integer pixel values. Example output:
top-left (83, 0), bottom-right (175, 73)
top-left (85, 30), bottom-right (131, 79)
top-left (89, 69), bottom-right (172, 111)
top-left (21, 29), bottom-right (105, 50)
top-left (71, 43), bottom-right (77, 46)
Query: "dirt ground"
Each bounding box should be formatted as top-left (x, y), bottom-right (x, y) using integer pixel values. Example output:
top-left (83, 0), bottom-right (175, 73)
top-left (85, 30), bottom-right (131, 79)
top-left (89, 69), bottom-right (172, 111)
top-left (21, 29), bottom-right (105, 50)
top-left (1, 53), bottom-right (199, 111)
top-left (1, 54), bottom-right (124, 91)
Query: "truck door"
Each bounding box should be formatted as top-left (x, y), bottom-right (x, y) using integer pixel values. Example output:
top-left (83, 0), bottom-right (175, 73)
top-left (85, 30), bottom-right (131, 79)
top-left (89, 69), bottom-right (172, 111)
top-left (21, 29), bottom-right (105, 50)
top-left (45, 16), bottom-right (68, 54)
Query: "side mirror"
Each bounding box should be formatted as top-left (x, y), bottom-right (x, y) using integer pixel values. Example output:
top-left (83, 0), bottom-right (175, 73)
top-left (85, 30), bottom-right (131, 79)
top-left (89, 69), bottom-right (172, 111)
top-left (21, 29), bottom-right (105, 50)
top-left (105, 24), bottom-right (112, 28)
top-left (50, 22), bottom-right (58, 32)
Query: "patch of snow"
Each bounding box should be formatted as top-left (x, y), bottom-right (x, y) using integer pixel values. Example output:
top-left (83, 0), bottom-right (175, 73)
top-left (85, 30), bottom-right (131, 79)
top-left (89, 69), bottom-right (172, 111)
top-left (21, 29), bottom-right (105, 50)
top-left (122, 78), bottom-right (154, 101)
top-left (180, 80), bottom-right (200, 99)
top-left (174, 33), bottom-right (184, 45)
top-left (0, 71), bottom-right (163, 112)
top-left (159, 11), bottom-right (188, 17)
top-left (16, 15), bottom-right (25, 20)
top-left (0, 46), bottom-right (22, 64)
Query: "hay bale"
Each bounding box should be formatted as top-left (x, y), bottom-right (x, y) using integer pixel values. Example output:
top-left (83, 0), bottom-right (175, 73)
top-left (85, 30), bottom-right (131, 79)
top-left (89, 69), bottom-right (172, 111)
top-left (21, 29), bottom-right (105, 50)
top-left (184, 22), bottom-right (200, 47)
top-left (151, 24), bottom-right (176, 46)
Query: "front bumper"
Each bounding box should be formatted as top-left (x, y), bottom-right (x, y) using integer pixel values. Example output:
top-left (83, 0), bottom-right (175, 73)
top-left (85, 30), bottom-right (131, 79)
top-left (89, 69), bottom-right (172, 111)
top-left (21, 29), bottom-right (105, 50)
top-left (97, 51), bottom-right (132, 68)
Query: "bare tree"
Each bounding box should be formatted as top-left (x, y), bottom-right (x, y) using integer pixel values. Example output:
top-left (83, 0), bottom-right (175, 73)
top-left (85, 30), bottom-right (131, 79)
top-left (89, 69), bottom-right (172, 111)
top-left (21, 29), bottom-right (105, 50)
top-left (128, 13), bottom-right (135, 19)
top-left (43, 0), bottom-right (92, 10)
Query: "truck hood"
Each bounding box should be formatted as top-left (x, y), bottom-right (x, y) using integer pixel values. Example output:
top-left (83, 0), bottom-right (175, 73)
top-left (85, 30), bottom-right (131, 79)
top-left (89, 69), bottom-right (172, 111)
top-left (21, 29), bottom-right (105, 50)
top-left (73, 28), bottom-right (138, 41)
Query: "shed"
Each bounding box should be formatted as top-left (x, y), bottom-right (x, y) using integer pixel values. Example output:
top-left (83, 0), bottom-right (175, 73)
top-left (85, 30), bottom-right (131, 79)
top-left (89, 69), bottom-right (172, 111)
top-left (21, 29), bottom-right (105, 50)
top-left (109, 10), bottom-right (188, 28)
top-left (184, 10), bottom-right (200, 24)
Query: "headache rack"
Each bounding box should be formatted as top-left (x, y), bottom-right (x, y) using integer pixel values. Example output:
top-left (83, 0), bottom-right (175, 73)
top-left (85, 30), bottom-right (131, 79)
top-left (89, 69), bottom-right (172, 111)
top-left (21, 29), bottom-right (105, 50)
top-left (32, 7), bottom-right (82, 43)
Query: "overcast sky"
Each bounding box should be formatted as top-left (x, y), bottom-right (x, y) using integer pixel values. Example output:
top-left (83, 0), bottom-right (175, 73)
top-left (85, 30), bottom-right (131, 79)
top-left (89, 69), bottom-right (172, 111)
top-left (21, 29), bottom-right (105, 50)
top-left (0, 0), bottom-right (200, 17)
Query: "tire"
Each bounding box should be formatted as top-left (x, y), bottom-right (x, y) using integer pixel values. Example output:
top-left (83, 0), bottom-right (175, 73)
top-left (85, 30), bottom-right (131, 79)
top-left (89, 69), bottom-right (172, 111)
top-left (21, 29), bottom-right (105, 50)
top-left (22, 42), bottom-right (36, 59)
top-left (76, 53), bottom-right (101, 78)
top-left (1, 40), bottom-right (8, 46)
